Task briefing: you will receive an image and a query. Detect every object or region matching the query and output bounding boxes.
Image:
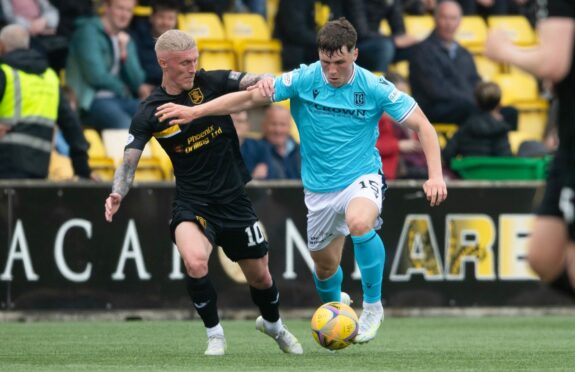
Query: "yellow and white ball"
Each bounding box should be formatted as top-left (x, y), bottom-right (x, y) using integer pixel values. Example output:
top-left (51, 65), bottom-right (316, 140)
top-left (310, 302), bottom-right (359, 350)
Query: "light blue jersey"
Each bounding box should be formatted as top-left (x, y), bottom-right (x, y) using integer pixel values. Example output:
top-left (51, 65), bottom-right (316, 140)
top-left (273, 62), bottom-right (417, 192)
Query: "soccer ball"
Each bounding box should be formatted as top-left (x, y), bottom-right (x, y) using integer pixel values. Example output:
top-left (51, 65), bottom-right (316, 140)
top-left (310, 301), bottom-right (359, 350)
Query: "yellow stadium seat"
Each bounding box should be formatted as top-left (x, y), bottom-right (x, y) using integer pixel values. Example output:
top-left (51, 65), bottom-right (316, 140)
top-left (474, 55), bottom-right (502, 81)
top-left (197, 40), bottom-right (237, 70)
top-left (84, 129), bottom-right (115, 180)
top-left (222, 13), bottom-right (282, 72)
top-left (518, 110), bottom-right (548, 139)
top-left (101, 129), bottom-right (166, 181)
top-left (492, 72), bottom-right (547, 110)
top-left (48, 150), bottom-right (74, 181)
top-left (149, 137), bottom-right (174, 181)
top-left (487, 16), bottom-right (536, 46)
top-left (456, 16), bottom-right (487, 54)
top-left (267, 0), bottom-right (279, 34)
top-left (404, 15), bottom-right (434, 41)
top-left (388, 61), bottom-right (409, 81)
top-left (315, 1), bottom-right (331, 28)
top-left (433, 123), bottom-right (458, 149)
top-left (178, 13), bottom-right (237, 71)
top-left (178, 13), bottom-right (226, 40)
top-left (133, 6), bottom-right (152, 17)
top-left (379, 19), bottom-right (391, 36)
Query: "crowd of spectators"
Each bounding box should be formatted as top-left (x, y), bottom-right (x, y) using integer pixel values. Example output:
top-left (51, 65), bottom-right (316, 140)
top-left (0, 0), bottom-right (551, 182)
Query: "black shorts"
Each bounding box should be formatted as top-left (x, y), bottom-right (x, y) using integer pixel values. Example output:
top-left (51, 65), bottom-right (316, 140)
top-left (169, 192), bottom-right (269, 261)
top-left (536, 152), bottom-right (575, 240)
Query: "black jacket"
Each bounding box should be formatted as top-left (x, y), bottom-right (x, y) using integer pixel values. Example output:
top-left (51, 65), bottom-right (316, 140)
top-left (0, 48), bottom-right (91, 179)
top-left (443, 112), bottom-right (512, 166)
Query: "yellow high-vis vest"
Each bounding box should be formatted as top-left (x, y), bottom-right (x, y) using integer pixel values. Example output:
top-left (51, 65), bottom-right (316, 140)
top-left (0, 64), bottom-right (60, 153)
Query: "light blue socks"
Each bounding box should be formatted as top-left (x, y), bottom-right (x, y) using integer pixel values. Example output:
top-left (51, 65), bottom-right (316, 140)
top-left (352, 230), bottom-right (385, 303)
top-left (313, 265), bottom-right (343, 303)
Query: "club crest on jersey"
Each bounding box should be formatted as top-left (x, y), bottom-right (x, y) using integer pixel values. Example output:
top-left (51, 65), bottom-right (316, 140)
top-left (189, 88), bottom-right (204, 104)
top-left (354, 92), bottom-right (365, 106)
top-left (195, 215), bottom-right (207, 229)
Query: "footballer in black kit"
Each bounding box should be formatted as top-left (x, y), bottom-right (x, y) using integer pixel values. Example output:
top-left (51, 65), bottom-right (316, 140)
top-left (127, 69), bottom-right (268, 261)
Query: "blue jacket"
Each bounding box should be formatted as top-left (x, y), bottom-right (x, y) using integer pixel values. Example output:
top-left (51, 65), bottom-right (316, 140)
top-left (66, 16), bottom-right (145, 111)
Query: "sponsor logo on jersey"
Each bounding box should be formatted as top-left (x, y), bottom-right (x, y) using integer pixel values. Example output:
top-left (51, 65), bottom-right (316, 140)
top-left (388, 88), bottom-right (401, 103)
top-left (189, 88), bottom-right (204, 104)
top-left (312, 103), bottom-right (367, 117)
top-left (282, 71), bottom-right (293, 86)
top-left (354, 91), bottom-right (365, 106)
top-left (229, 71), bottom-right (241, 80)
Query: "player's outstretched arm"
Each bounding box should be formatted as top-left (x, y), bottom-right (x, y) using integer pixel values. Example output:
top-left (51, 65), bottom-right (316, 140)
top-left (156, 89), bottom-right (272, 126)
top-left (105, 148), bottom-right (142, 222)
top-left (485, 19), bottom-right (574, 82)
top-left (404, 106), bottom-right (447, 207)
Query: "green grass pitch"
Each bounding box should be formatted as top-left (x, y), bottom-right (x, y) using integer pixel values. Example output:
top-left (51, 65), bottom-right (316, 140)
top-left (1, 316), bottom-right (573, 371)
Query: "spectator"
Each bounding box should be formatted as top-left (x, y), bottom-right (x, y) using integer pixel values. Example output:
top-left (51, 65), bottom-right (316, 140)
top-left (456, 0), bottom-right (509, 17)
top-left (0, 0), bottom-right (69, 70)
top-left (409, 0), bottom-right (517, 128)
top-left (130, 0), bottom-right (179, 88)
top-left (274, 0), bottom-right (317, 71)
top-left (0, 24), bottom-right (93, 179)
top-left (376, 72), bottom-right (426, 179)
top-left (66, 0), bottom-right (147, 130)
top-left (260, 105), bottom-right (301, 179)
top-left (363, 0), bottom-right (421, 69)
top-left (442, 81), bottom-right (512, 167)
top-left (404, 0), bottom-right (437, 14)
top-left (231, 110), bottom-right (270, 179)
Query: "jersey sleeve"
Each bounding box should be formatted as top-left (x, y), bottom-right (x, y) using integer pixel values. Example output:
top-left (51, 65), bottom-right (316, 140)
top-left (272, 68), bottom-right (302, 102)
top-left (126, 110), bottom-right (153, 151)
top-left (201, 70), bottom-right (247, 95)
top-left (546, 0), bottom-right (574, 18)
top-left (373, 75), bottom-right (417, 124)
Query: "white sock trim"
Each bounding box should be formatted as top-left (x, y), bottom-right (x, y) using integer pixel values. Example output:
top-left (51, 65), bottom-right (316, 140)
top-left (206, 323), bottom-right (224, 338)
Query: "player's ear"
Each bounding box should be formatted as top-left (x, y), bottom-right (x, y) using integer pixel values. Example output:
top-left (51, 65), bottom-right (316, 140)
top-left (158, 57), bottom-right (167, 69)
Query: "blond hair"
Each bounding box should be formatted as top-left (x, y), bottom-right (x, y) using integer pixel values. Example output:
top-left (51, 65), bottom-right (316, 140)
top-left (155, 29), bottom-right (196, 54)
top-left (0, 25), bottom-right (30, 52)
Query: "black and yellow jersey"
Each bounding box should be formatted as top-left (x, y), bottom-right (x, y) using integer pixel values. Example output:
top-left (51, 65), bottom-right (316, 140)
top-left (127, 69), bottom-right (250, 204)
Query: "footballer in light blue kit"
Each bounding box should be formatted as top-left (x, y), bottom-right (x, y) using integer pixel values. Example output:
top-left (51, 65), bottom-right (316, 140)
top-left (156, 18), bottom-right (448, 345)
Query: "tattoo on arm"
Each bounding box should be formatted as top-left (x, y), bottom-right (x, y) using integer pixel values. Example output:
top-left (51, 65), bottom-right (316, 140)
top-left (112, 148), bottom-right (143, 198)
top-left (238, 72), bottom-right (274, 90)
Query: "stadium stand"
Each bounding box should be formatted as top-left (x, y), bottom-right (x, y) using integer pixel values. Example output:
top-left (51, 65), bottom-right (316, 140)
top-left (84, 129), bottom-right (116, 181)
top-left (455, 16), bottom-right (487, 54)
top-left (486, 15), bottom-right (537, 47)
top-left (178, 13), bottom-right (237, 70)
top-left (222, 13), bottom-right (282, 73)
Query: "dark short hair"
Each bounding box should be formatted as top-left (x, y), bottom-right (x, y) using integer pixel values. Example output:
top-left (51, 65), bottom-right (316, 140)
top-left (475, 81), bottom-right (501, 111)
top-left (151, 0), bottom-right (180, 13)
top-left (384, 71), bottom-right (407, 86)
top-left (316, 17), bottom-right (357, 57)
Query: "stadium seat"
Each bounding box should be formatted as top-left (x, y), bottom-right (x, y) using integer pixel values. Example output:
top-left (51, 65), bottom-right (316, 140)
top-left (267, 0), bottom-right (279, 34)
top-left (379, 19), bottom-right (391, 36)
top-left (487, 16), bottom-right (536, 46)
top-left (492, 72), bottom-right (548, 110)
top-left (455, 16), bottom-right (487, 54)
top-left (101, 129), bottom-right (165, 181)
top-left (508, 130), bottom-right (543, 154)
top-left (404, 15), bottom-right (434, 41)
top-left (149, 137), bottom-right (174, 181)
top-left (178, 13), bottom-right (237, 71)
top-left (133, 5), bottom-right (151, 17)
top-left (222, 13), bottom-right (282, 72)
top-left (48, 150), bottom-right (74, 181)
top-left (433, 123), bottom-right (458, 149)
top-left (84, 129), bottom-right (115, 180)
top-left (518, 110), bottom-right (548, 138)
top-left (474, 55), bottom-right (502, 81)
top-left (388, 61), bottom-right (409, 81)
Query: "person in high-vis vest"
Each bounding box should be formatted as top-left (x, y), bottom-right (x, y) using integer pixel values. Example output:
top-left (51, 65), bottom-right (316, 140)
top-left (0, 24), bottom-right (92, 179)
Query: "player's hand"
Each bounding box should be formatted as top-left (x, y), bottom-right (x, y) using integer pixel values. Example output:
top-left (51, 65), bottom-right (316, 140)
top-left (156, 103), bottom-right (196, 126)
top-left (105, 192), bottom-right (123, 222)
top-left (247, 77), bottom-right (275, 97)
top-left (484, 28), bottom-right (513, 62)
top-left (422, 178), bottom-right (447, 207)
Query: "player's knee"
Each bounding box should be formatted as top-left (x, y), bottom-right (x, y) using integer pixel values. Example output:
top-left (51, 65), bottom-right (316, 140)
top-left (527, 241), bottom-right (559, 282)
top-left (314, 262), bottom-right (339, 280)
top-left (184, 259), bottom-right (209, 277)
top-left (248, 270), bottom-right (273, 289)
top-left (346, 216), bottom-right (372, 236)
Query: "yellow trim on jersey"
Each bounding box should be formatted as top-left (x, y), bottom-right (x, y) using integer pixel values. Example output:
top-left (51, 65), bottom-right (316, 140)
top-left (153, 125), bottom-right (181, 139)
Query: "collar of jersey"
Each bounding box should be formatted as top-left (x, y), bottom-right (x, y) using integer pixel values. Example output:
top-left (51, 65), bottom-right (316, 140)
top-left (320, 63), bottom-right (357, 88)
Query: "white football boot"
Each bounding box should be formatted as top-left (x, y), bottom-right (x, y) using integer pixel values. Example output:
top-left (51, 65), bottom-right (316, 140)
top-left (256, 316), bottom-right (303, 354)
top-left (204, 334), bottom-right (226, 356)
top-left (340, 292), bottom-right (352, 306)
top-left (354, 303), bottom-right (384, 344)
